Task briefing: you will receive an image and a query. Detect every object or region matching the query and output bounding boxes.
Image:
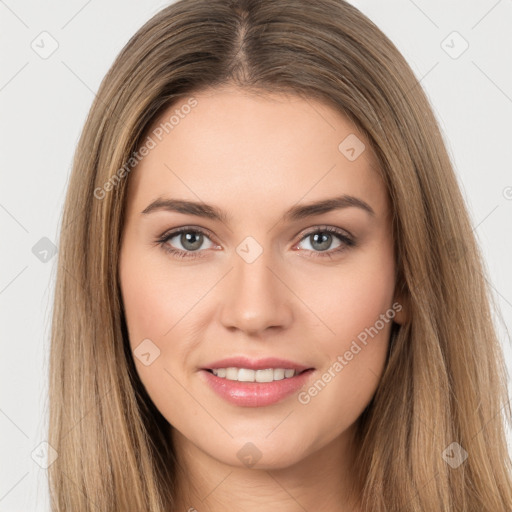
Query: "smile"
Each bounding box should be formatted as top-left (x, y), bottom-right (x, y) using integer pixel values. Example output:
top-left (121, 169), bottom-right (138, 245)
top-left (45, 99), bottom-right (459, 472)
top-left (201, 368), bottom-right (315, 407)
top-left (208, 367), bottom-right (301, 382)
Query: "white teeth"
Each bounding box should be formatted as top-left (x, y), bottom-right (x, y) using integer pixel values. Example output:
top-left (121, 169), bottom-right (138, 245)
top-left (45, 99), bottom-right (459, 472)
top-left (237, 368), bottom-right (255, 382)
top-left (255, 368), bottom-right (274, 382)
top-left (211, 367), bottom-right (299, 382)
top-left (226, 367), bottom-right (238, 380)
top-left (273, 368), bottom-right (285, 381)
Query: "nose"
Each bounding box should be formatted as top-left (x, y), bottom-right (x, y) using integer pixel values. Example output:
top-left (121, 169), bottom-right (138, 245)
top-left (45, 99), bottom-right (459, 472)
top-left (219, 249), bottom-right (294, 336)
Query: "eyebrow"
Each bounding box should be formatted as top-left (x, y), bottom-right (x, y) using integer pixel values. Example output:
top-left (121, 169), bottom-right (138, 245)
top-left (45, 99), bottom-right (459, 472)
top-left (141, 194), bottom-right (375, 222)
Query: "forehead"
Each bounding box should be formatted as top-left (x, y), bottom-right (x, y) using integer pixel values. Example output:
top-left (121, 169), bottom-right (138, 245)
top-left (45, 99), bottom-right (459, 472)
top-left (125, 87), bottom-right (388, 221)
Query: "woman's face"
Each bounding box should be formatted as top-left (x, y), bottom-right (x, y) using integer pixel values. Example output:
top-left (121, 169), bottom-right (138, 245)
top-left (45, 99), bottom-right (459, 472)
top-left (119, 86), bottom-right (404, 469)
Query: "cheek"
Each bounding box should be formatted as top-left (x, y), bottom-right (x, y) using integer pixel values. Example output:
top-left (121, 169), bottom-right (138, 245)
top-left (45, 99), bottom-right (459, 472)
top-left (119, 245), bottom-right (209, 347)
top-left (119, 245), bottom-right (205, 417)
top-left (294, 240), bottom-right (396, 419)
top-left (119, 242), bottom-right (224, 409)
top-left (302, 239), bottom-right (396, 345)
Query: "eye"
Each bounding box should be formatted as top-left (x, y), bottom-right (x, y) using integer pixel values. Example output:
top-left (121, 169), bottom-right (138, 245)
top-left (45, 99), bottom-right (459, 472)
top-left (294, 226), bottom-right (355, 258)
top-left (156, 225), bottom-right (355, 260)
top-left (156, 227), bottom-right (218, 259)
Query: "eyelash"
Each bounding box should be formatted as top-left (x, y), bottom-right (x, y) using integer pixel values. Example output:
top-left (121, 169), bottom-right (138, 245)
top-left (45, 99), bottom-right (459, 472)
top-left (155, 225), bottom-right (356, 260)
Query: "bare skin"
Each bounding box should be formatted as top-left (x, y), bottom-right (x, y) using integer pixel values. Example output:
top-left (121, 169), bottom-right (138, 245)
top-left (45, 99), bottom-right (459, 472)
top-left (119, 85), bottom-right (406, 512)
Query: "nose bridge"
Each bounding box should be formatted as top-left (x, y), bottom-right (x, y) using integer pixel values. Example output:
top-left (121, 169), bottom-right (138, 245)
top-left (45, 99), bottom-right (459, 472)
top-left (219, 240), bottom-right (293, 334)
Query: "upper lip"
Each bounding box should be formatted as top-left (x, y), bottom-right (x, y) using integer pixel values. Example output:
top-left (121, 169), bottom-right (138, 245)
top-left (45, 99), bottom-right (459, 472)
top-left (202, 356), bottom-right (313, 372)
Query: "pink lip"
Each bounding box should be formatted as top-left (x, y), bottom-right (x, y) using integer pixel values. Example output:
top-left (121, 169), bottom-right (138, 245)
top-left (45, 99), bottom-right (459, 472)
top-left (199, 356), bottom-right (315, 407)
top-left (200, 369), bottom-right (315, 407)
top-left (202, 356), bottom-right (312, 372)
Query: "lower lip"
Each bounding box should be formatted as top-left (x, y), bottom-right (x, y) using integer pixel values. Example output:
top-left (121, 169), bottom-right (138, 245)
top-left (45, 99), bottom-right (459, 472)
top-left (200, 369), bottom-right (315, 407)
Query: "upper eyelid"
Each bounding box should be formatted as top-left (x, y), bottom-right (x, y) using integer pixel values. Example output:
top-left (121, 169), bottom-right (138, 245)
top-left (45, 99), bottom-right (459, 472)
top-left (159, 225), bottom-right (217, 243)
top-left (294, 224), bottom-right (353, 241)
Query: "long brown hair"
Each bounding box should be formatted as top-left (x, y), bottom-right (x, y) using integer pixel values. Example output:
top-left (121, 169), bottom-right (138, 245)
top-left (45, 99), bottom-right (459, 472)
top-left (48, 0), bottom-right (512, 509)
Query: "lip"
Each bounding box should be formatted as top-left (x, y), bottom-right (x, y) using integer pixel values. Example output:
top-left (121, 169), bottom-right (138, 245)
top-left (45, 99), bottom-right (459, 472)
top-left (199, 356), bottom-right (315, 407)
top-left (201, 356), bottom-right (312, 372)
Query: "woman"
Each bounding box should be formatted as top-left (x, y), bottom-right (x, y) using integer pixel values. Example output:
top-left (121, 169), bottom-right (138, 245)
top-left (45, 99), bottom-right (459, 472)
top-left (48, 0), bottom-right (512, 510)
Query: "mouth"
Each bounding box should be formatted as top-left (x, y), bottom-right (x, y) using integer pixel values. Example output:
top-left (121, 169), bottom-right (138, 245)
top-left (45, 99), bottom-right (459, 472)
top-left (200, 366), bottom-right (315, 407)
top-left (199, 356), bottom-right (315, 406)
top-left (204, 367), bottom-right (313, 383)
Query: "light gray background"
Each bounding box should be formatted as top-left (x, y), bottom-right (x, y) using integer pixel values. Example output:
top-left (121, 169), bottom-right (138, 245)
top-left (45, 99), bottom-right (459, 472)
top-left (1, 0), bottom-right (511, 510)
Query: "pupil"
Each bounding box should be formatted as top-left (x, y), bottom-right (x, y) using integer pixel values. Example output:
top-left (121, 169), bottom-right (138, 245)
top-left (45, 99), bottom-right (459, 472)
top-left (182, 232), bottom-right (203, 251)
top-left (312, 232), bottom-right (331, 251)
